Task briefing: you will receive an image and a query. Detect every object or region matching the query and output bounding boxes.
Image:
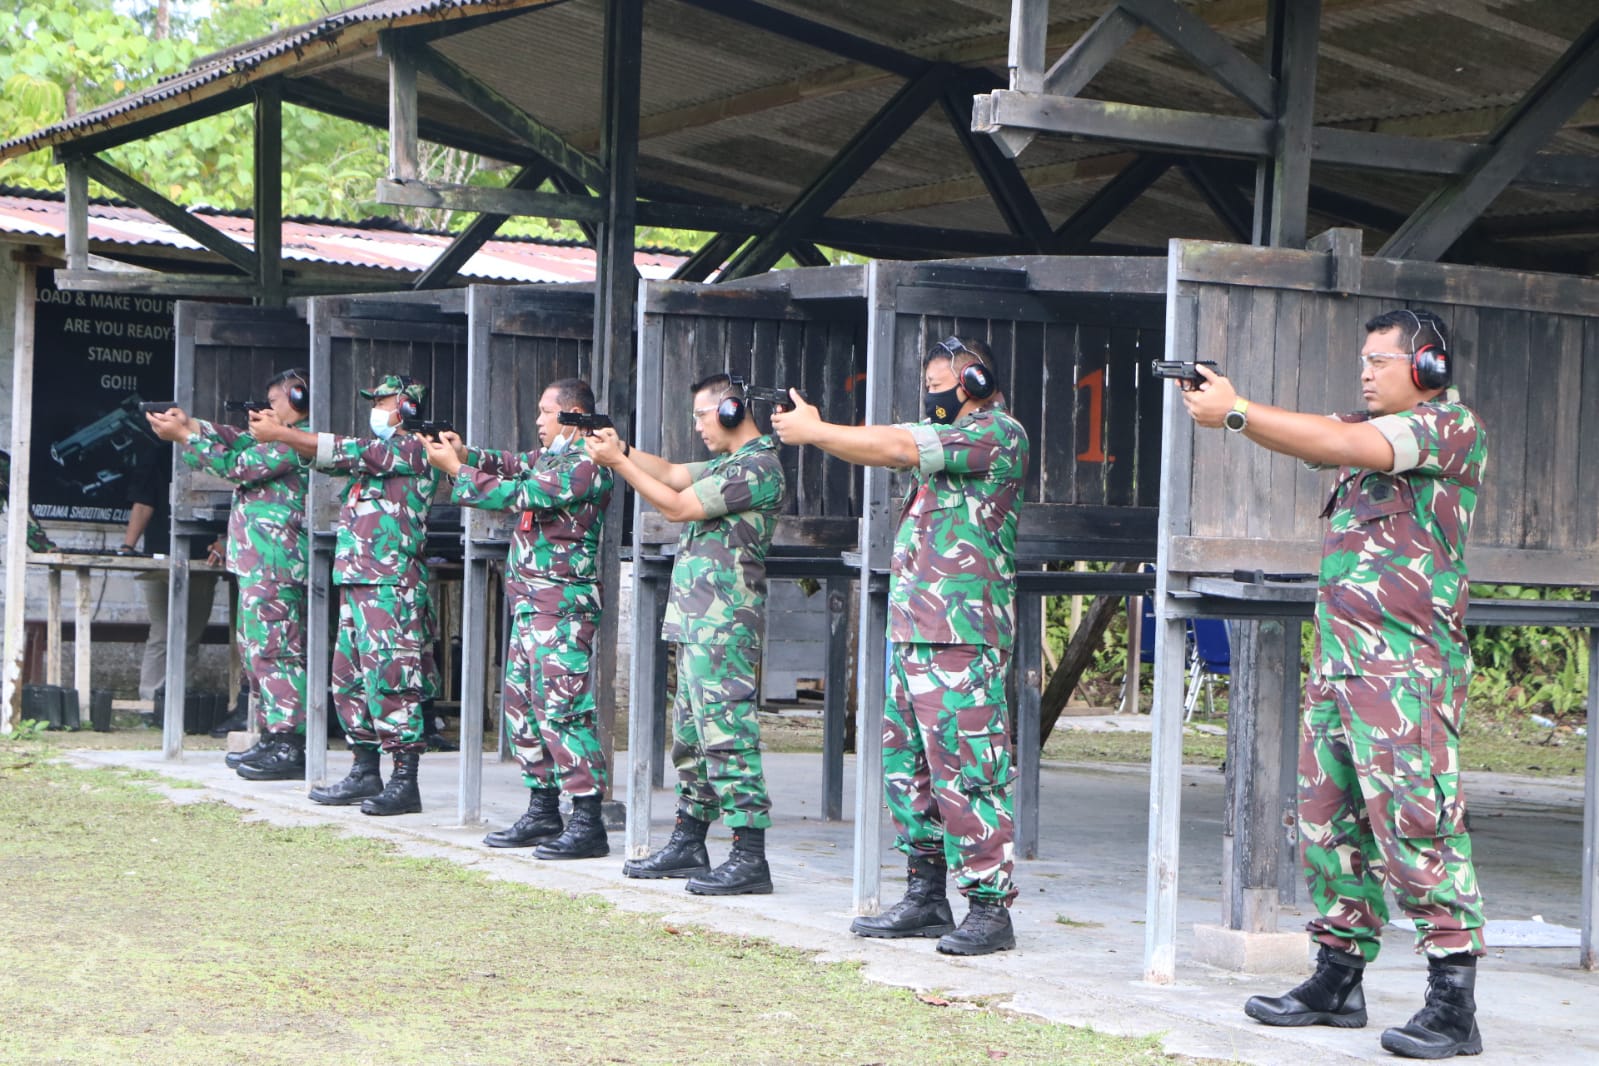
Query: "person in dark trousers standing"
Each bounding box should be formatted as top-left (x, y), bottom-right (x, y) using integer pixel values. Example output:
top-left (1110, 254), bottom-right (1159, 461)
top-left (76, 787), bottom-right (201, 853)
top-left (586, 373), bottom-right (785, 895)
top-left (773, 336), bottom-right (1029, 956)
top-left (423, 377), bottom-right (614, 860)
top-left (253, 374), bottom-right (440, 816)
top-left (1179, 309), bottom-right (1487, 1060)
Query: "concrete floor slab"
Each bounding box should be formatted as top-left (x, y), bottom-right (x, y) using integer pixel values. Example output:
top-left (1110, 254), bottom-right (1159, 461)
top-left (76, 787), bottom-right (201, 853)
top-left (66, 745), bottom-right (1598, 1065)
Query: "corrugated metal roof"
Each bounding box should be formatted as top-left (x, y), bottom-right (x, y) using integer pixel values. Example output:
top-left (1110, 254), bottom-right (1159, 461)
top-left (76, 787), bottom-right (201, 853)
top-left (0, 191), bottom-right (684, 284)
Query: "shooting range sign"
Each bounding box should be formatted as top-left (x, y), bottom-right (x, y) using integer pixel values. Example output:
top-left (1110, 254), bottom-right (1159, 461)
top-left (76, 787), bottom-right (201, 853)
top-left (28, 270), bottom-right (176, 524)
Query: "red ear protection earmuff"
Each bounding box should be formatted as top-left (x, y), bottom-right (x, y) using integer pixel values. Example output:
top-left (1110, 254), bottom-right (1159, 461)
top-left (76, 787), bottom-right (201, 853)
top-left (934, 337), bottom-right (995, 399)
top-left (283, 371), bottom-right (309, 413)
top-left (1404, 311), bottom-right (1451, 391)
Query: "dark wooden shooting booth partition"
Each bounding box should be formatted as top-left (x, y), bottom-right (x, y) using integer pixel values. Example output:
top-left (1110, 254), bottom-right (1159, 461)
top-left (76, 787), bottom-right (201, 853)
top-left (1146, 235), bottom-right (1599, 982)
top-left (456, 282), bottom-right (600, 825)
top-left (302, 291), bottom-right (469, 788)
top-left (626, 256), bottom-right (1171, 915)
top-left (167, 303), bottom-right (313, 759)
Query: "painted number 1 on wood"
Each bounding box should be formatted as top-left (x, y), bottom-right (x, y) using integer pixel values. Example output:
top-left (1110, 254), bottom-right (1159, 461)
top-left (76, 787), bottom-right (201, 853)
top-left (1076, 367), bottom-right (1113, 463)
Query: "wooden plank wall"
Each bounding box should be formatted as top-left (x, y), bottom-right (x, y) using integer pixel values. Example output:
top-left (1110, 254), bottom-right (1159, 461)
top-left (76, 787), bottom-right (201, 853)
top-left (177, 304), bottom-right (310, 517)
top-left (1170, 240), bottom-right (1599, 586)
top-left (890, 287), bottom-right (1166, 561)
top-left (651, 299), bottom-right (865, 534)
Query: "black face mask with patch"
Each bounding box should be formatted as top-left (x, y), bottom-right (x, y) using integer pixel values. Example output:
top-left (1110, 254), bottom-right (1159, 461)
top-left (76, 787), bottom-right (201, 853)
top-left (924, 386), bottom-right (962, 425)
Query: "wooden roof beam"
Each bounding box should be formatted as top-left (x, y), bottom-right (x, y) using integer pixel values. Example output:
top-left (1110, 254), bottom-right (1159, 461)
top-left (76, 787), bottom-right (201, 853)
top-left (674, 0), bottom-right (928, 78)
top-left (68, 153), bottom-right (257, 277)
top-left (1380, 16), bottom-right (1599, 261)
top-left (719, 64), bottom-right (953, 281)
top-left (671, 232), bottom-right (745, 281)
top-left (1051, 153), bottom-right (1175, 252)
top-left (1179, 159), bottom-right (1253, 242)
top-left (412, 163), bottom-right (552, 290)
top-left (940, 72), bottom-right (1053, 252)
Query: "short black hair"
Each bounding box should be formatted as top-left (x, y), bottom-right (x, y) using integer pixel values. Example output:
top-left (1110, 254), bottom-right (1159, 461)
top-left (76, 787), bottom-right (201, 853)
top-left (924, 335), bottom-right (993, 373)
top-left (547, 377), bottom-right (596, 413)
top-left (691, 372), bottom-right (736, 397)
top-left (1366, 309), bottom-right (1448, 355)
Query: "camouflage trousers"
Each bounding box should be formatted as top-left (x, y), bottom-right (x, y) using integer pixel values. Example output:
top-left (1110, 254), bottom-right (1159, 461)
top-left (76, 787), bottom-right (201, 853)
top-left (503, 610), bottom-right (607, 797)
top-left (671, 642), bottom-right (771, 829)
top-left (331, 583), bottom-right (426, 754)
top-left (1299, 673), bottom-right (1485, 961)
top-left (884, 642), bottom-right (1016, 905)
top-left (237, 576), bottom-right (306, 735)
top-left (420, 582), bottom-right (442, 704)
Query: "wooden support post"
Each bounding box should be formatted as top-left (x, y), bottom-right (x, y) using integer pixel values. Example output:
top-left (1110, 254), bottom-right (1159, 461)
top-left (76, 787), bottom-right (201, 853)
top-left (1014, 594), bottom-right (1043, 859)
top-left (45, 569), bottom-right (61, 685)
top-left (81, 155), bottom-right (258, 277)
top-left (596, 0), bottom-right (643, 828)
top-left (161, 554), bottom-right (188, 760)
top-left (1222, 619), bottom-right (1299, 932)
top-left (1, 266), bottom-right (35, 732)
top-left (1122, 596), bottom-right (1142, 714)
top-left (851, 260), bottom-right (900, 916)
top-left (303, 299), bottom-right (336, 788)
top-left (64, 159), bottom-right (89, 272)
top-left (254, 83), bottom-right (284, 307)
top-left (1257, 0), bottom-right (1320, 249)
top-left (822, 577), bottom-right (850, 821)
top-left (1144, 276), bottom-right (1199, 986)
top-left (1583, 624), bottom-right (1598, 970)
top-left (385, 34), bottom-right (419, 182)
top-left (74, 568), bottom-right (92, 714)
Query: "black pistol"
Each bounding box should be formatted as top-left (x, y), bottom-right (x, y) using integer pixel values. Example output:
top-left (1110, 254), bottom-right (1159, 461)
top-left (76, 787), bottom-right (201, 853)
top-left (401, 418), bottom-right (455, 439)
top-left (743, 385), bottom-right (801, 412)
top-left (1149, 360), bottom-right (1220, 391)
top-left (557, 412), bottom-right (615, 434)
top-left (139, 401), bottom-right (179, 415)
top-left (224, 400), bottom-right (270, 413)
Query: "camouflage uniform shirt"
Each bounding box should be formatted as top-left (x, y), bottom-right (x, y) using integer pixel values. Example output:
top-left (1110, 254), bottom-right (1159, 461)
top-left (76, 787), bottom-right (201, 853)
top-left (661, 435), bottom-right (786, 648)
top-left (1314, 392), bottom-right (1487, 678)
top-left (181, 418), bottom-right (311, 582)
top-left (889, 404), bottom-right (1029, 650)
top-left (453, 441), bottom-right (613, 617)
top-left (315, 432), bottom-right (440, 587)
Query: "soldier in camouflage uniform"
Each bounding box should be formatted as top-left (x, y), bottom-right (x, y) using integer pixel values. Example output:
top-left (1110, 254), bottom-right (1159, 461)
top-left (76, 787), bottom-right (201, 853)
top-left (0, 449), bottom-right (56, 554)
top-left (775, 337), bottom-right (1028, 956)
top-left (145, 369), bottom-right (312, 780)
top-left (1182, 309), bottom-right (1487, 1060)
top-left (422, 377), bottom-right (614, 860)
top-left (587, 373), bottom-right (785, 895)
top-left (253, 374), bottom-right (440, 817)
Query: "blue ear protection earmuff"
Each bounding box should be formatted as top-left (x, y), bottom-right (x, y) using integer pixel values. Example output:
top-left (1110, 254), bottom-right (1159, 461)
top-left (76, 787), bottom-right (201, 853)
top-left (1405, 311), bottom-right (1450, 391)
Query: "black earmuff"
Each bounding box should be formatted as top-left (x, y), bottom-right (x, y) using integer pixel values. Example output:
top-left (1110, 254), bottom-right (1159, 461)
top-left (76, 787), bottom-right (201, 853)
top-left (396, 375), bottom-right (422, 419)
top-left (1411, 342), bottom-right (1450, 391)
top-left (959, 359), bottom-right (995, 399)
top-left (1404, 311), bottom-right (1451, 390)
top-left (716, 374), bottom-right (748, 429)
top-left (283, 370), bottom-right (309, 413)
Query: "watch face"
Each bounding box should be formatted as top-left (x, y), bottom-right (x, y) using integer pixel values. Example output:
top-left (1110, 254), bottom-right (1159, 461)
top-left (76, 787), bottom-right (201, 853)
top-left (1224, 410), bottom-right (1247, 431)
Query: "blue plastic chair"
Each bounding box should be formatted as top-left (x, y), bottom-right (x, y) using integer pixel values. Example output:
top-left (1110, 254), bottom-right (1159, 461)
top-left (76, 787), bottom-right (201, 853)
top-left (1184, 618), bottom-right (1231, 720)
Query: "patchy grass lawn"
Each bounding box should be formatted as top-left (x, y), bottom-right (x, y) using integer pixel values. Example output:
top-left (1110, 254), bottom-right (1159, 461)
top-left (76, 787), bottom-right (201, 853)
top-left (0, 743), bottom-right (1230, 1066)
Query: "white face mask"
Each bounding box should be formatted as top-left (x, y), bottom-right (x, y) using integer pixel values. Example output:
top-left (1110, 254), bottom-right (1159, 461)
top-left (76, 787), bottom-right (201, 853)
top-left (545, 430), bottom-right (573, 455)
top-left (369, 407), bottom-right (397, 440)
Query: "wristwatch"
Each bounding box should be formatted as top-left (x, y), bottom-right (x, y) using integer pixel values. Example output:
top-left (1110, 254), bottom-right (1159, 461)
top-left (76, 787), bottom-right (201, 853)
top-left (1223, 398), bottom-right (1250, 433)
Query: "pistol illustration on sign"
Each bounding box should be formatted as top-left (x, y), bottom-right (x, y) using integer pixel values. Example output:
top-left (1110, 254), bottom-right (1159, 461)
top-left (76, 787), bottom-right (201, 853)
top-left (557, 411), bottom-right (615, 434)
top-left (48, 395), bottom-right (161, 497)
top-left (401, 418), bottom-right (455, 440)
top-left (1149, 360), bottom-right (1220, 391)
top-left (224, 399), bottom-right (270, 413)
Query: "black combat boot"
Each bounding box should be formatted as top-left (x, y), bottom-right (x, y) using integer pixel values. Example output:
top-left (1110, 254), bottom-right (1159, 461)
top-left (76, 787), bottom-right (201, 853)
top-left (623, 813), bottom-right (712, 879)
top-left (225, 734), bottom-right (276, 770)
top-left (483, 787), bottom-right (562, 848)
top-left (686, 827), bottom-right (772, 896)
top-left (1379, 954), bottom-right (1482, 1059)
top-left (851, 853), bottom-right (956, 939)
top-left (534, 794), bottom-right (610, 860)
top-left (235, 733), bottom-right (306, 781)
top-left (361, 752), bottom-right (422, 816)
top-left (308, 746), bottom-right (384, 806)
top-left (1244, 945), bottom-right (1368, 1027)
top-left (420, 700), bottom-right (458, 752)
top-left (937, 899), bottom-right (1016, 955)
